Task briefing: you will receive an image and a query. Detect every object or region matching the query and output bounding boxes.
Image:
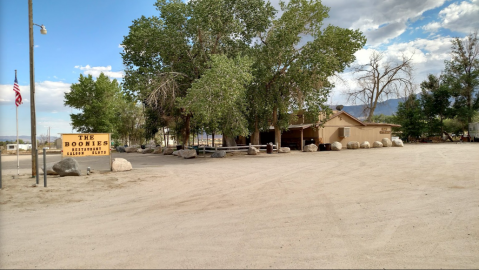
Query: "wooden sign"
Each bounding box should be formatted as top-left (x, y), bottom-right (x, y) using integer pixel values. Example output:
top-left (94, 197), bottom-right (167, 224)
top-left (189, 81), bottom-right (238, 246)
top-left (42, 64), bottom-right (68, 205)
top-left (61, 133), bottom-right (110, 157)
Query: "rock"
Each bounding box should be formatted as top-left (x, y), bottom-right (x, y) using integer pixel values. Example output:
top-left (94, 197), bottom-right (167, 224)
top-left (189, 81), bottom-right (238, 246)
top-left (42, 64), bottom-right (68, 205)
top-left (211, 151), bottom-right (226, 158)
top-left (125, 147), bottom-right (138, 153)
top-left (41, 162), bottom-right (58, 175)
top-left (182, 149), bottom-right (197, 159)
top-left (373, 141), bottom-right (383, 148)
top-left (303, 144), bottom-right (318, 152)
top-left (116, 146), bottom-right (126, 153)
top-left (153, 146), bottom-right (162, 154)
top-left (347, 141), bottom-right (360, 149)
top-left (163, 148), bottom-right (175, 155)
top-left (393, 139), bottom-right (404, 147)
top-left (112, 158), bottom-right (132, 172)
top-left (137, 148), bottom-right (144, 153)
top-left (331, 141), bottom-right (342, 151)
top-left (172, 150), bottom-right (179, 156)
top-left (279, 147), bottom-right (290, 153)
top-left (52, 158), bottom-right (81, 176)
top-left (360, 141), bottom-right (370, 149)
top-left (142, 148), bottom-right (154, 154)
top-left (381, 138), bottom-right (392, 147)
top-left (247, 147), bottom-right (258, 155)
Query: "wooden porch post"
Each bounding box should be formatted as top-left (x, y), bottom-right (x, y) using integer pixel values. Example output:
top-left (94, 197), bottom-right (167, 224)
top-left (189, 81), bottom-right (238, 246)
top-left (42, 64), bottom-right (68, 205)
top-left (301, 128), bottom-right (304, 151)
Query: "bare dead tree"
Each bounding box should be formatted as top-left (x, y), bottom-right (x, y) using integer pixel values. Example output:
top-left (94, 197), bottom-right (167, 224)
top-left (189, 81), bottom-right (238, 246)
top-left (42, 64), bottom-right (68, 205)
top-left (346, 51), bottom-right (414, 122)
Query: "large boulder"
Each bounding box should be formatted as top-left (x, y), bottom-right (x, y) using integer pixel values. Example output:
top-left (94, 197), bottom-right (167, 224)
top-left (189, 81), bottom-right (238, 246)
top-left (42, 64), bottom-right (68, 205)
top-left (142, 148), bottom-right (154, 154)
top-left (381, 138), bottom-right (392, 147)
top-left (116, 146), bottom-right (126, 153)
top-left (304, 144), bottom-right (318, 152)
top-left (41, 162), bottom-right (58, 175)
top-left (331, 141), bottom-right (342, 151)
top-left (182, 149), bottom-right (197, 159)
top-left (163, 148), bottom-right (175, 155)
top-left (172, 150), bottom-right (180, 156)
top-left (279, 147), bottom-right (290, 153)
top-left (373, 141), bottom-right (383, 148)
top-left (211, 151), bottom-right (226, 158)
top-left (53, 158), bottom-right (81, 176)
top-left (360, 141), bottom-right (370, 149)
top-left (393, 139), bottom-right (404, 147)
top-left (153, 146), bottom-right (162, 154)
top-left (112, 158), bottom-right (132, 172)
top-left (247, 147), bottom-right (258, 155)
top-left (347, 141), bottom-right (360, 149)
top-left (125, 147), bottom-right (138, 153)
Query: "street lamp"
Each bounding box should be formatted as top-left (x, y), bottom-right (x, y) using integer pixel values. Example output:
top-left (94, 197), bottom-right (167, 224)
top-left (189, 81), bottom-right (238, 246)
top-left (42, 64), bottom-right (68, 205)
top-left (29, 0), bottom-right (47, 180)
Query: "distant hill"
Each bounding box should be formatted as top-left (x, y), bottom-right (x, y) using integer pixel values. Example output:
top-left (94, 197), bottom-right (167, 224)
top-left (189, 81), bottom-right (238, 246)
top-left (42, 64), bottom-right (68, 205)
top-left (0, 136), bottom-right (59, 142)
top-left (333, 97), bottom-right (406, 119)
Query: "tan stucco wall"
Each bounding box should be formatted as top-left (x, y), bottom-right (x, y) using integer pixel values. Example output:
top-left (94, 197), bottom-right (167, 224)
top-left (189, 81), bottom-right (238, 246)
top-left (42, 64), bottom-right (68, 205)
top-left (316, 113), bottom-right (393, 145)
top-left (319, 126), bottom-right (392, 145)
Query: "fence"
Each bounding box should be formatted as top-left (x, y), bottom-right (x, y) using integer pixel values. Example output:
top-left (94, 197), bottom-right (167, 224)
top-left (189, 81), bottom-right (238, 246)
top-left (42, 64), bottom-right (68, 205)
top-left (195, 143), bottom-right (278, 155)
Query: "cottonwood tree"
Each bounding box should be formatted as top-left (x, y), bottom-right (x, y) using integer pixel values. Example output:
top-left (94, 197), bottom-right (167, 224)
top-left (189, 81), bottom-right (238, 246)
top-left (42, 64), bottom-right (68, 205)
top-left (178, 55), bottom-right (253, 146)
top-left (347, 51), bottom-right (414, 122)
top-left (64, 73), bottom-right (122, 135)
top-left (443, 31), bottom-right (479, 128)
top-left (121, 0), bottom-right (275, 146)
top-left (249, 0), bottom-right (366, 146)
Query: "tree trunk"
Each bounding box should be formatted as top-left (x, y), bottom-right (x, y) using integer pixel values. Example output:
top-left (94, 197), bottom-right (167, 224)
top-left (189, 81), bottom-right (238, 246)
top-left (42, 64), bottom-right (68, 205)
top-left (183, 115), bottom-right (191, 147)
top-left (273, 108), bottom-right (281, 148)
top-left (212, 132), bottom-right (215, 147)
top-left (251, 120), bottom-right (260, 145)
top-left (222, 134), bottom-right (237, 147)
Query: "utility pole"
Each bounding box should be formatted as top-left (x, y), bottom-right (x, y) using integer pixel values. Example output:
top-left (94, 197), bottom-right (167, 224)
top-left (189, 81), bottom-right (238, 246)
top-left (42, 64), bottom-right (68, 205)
top-left (29, 0), bottom-right (37, 177)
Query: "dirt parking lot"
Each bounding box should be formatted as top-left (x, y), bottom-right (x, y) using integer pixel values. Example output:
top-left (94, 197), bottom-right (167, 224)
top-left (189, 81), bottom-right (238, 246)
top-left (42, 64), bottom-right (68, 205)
top-left (1, 143), bottom-right (478, 268)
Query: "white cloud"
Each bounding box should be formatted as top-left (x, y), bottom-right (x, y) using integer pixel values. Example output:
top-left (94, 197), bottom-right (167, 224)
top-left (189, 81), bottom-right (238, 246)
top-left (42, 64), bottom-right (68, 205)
top-left (0, 81), bottom-right (72, 114)
top-left (267, 0), bottom-right (447, 46)
top-left (118, 44), bottom-right (125, 49)
top-left (74, 65), bottom-right (124, 78)
top-left (422, 0), bottom-right (479, 33)
top-left (34, 45), bottom-right (39, 48)
top-left (332, 36), bottom-right (454, 105)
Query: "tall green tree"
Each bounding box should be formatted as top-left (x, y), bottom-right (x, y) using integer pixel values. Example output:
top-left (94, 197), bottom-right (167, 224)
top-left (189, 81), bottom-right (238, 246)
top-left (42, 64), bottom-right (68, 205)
top-left (249, 0), bottom-right (366, 146)
top-left (443, 31), bottom-right (479, 129)
top-left (64, 73), bottom-right (122, 135)
top-left (420, 74), bottom-right (452, 135)
top-left (179, 55), bottom-right (253, 145)
top-left (121, 0), bottom-right (275, 146)
top-left (394, 94), bottom-right (425, 141)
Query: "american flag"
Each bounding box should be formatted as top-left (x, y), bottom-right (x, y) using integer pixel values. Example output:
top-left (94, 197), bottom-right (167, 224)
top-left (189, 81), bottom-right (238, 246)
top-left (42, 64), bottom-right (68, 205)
top-left (13, 74), bottom-right (22, 107)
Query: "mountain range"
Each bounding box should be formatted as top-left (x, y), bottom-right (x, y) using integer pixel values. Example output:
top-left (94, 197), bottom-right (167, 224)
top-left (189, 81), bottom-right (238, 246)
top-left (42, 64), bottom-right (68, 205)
top-left (334, 97), bottom-right (405, 119)
top-left (0, 136), bottom-right (59, 142)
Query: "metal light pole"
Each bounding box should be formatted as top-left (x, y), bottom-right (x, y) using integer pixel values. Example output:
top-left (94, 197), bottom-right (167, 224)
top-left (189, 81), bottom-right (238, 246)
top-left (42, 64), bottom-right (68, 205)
top-left (28, 0), bottom-right (47, 178)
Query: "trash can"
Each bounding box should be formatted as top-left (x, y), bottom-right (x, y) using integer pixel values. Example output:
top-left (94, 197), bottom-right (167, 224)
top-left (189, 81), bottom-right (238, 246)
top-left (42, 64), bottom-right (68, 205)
top-left (325, 143), bottom-right (331, 151)
top-left (319, 143), bottom-right (326, 151)
top-left (266, 143), bottom-right (273, 154)
top-left (176, 145), bottom-right (183, 150)
top-left (141, 145), bottom-right (146, 149)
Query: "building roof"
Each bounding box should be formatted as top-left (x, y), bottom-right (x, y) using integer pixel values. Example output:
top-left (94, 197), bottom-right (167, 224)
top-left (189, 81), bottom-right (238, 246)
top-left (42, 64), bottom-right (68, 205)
top-left (269, 123), bottom-right (313, 131)
top-left (322, 110), bottom-right (401, 127)
top-left (364, 122), bottom-right (401, 127)
top-left (324, 111), bottom-right (366, 126)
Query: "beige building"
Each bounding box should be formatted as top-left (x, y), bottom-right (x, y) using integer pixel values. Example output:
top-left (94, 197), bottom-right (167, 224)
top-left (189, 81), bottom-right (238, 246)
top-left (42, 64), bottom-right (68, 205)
top-left (258, 110), bottom-right (400, 150)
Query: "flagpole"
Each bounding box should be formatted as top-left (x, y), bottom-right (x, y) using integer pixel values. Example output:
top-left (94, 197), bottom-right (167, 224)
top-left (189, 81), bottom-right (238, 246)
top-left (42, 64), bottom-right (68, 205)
top-left (15, 70), bottom-right (19, 176)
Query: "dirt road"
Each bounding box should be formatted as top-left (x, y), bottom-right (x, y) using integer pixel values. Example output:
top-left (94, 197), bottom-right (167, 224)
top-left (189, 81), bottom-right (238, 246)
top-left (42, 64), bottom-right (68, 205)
top-left (1, 143), bottom-right (478, 268)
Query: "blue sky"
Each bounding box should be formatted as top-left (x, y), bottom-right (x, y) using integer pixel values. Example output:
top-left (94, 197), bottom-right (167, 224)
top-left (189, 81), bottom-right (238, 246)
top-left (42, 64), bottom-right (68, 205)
top-left (1, 0), bottom-right (478, 137)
